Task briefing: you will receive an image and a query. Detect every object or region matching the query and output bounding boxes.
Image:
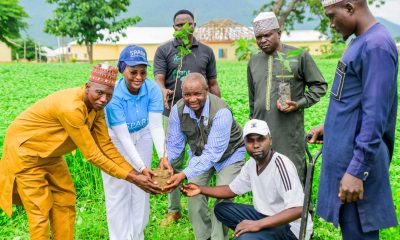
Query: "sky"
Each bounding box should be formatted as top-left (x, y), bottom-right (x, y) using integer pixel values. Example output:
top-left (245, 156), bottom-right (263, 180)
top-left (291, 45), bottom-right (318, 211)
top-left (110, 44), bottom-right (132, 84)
top-left (370, 0), bottom-right (400, 24)
top-left (17, 0), bottom-right (400, 48)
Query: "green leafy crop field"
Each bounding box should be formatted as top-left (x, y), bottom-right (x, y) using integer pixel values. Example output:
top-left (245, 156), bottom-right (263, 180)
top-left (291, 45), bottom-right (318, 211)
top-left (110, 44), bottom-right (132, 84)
top-left (0, 59), bottom-right (399, 239)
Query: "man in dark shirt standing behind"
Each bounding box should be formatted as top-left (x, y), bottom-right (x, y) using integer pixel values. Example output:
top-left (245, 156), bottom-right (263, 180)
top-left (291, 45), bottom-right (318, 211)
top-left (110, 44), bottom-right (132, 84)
top-left (154, 9), bottom-right (221, 226)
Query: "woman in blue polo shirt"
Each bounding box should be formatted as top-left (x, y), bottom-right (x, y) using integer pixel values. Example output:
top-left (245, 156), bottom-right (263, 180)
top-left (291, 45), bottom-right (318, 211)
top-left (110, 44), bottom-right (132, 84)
top-left (102, 45), bottom-right (171, 240)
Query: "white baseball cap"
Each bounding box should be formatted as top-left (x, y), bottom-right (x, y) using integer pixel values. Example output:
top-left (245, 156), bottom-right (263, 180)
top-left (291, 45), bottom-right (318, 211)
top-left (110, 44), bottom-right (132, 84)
top-left (243, 119), bottom-right (271, 139)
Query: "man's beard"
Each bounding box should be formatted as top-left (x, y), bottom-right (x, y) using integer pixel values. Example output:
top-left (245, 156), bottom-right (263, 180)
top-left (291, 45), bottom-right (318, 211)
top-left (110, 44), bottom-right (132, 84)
top-left (253, 153), bottom-right (265, 162)
top-left (252, 147), bottom-right (272, 162)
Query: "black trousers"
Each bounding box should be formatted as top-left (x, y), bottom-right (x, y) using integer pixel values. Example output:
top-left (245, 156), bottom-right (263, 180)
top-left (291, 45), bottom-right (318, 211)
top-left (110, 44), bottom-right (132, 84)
top-left (214, 202), bottom-right (298, 240)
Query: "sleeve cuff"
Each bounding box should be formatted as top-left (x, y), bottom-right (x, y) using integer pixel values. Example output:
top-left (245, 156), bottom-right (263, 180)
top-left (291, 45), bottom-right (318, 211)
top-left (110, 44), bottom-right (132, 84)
top-left (228, 183), bottom-right (241, 195)
top-left (207, 76), bottom-right (217, 81)
top-left (168, 154), bottom-right (180, 164)
top-left (154, 70), bottom-right (166, 75)
top-left (346, 158), bottom-right (371, 181)
top-left (116, 168), bottom-right (132, 180)
top-left (183, 168), bottom-right (194, 180)
top-left (296, 97), bottom-right (308, 109)
top-left (120, 161), bottom-right (134, 173)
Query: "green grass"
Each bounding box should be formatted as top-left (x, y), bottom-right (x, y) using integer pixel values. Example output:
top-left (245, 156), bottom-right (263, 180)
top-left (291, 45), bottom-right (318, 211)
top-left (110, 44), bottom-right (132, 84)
top-left (0, 59), bottom-right (399, 239)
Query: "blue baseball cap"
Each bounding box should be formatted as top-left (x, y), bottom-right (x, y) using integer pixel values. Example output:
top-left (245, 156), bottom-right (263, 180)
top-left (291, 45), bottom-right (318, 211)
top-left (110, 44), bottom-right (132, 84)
top-left (118, 45), bottom-right (149, 67)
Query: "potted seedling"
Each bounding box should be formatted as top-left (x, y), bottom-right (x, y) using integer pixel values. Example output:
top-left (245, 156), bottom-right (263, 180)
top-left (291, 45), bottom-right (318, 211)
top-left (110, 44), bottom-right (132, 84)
top-left (167, 22), bottom-right (193, 109)
top-left (275, 49), bottom-right (303, 109)
top-left (154, 23), bottom-right (193, 190)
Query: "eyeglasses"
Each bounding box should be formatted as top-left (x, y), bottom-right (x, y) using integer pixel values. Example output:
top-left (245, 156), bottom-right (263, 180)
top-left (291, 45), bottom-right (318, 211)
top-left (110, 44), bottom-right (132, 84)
top-left (174, 22), bottom-right (194, 28)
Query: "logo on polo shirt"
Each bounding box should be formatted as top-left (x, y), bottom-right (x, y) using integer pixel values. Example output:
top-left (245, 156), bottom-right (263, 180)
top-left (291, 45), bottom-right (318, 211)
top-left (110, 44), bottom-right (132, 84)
top-left (173, 54), bottom-right (182, 64)
top-left (172, 69), bottom-right (191, 82)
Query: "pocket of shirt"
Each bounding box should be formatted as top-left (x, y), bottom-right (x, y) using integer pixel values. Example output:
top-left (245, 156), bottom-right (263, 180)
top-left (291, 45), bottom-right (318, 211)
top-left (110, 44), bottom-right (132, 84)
top-left (330, 60), bottom-right (347, 101)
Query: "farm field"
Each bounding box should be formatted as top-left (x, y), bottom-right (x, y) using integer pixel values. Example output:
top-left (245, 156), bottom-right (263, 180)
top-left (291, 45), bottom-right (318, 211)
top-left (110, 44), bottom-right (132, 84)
top-left (0, 59), bottom-right (399, 239)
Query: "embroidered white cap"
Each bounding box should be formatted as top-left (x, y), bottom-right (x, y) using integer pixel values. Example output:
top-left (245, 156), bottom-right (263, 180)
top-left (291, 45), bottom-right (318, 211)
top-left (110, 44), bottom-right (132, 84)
top-left (243, 119), bottom-right (271, 139)
top-left (321, 0), bottom-right (345, 7)
top-left (252, 12), bottom-right (280, 36)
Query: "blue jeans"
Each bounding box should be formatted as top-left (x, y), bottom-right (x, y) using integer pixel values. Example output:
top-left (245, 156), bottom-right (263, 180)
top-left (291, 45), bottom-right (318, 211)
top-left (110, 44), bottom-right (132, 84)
top-left (214, 202), bottom-right (298, 240)
top-left (339, 203), bottom-right (379, 240)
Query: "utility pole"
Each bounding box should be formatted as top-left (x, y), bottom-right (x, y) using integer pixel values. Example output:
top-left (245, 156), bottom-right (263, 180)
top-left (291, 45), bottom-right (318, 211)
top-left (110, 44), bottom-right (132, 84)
top-left (61, 37), bottom-right (64, 63)
top-left (57, 37), bottom-right (62, 63)
top-left (38, 42), bottom-right (41, 63)
top-left (35, 42), bottom-right (38, 62)
top-left (23, 39), bottom-right (26, 60)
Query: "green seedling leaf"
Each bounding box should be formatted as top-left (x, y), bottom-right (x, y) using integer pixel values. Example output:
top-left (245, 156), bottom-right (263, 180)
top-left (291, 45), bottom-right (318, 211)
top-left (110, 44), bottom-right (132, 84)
top-left (277, 52), bottom-right (286, 62)
top-left (275, 49), bottom-right (302, 74)
top-left (173, 23), bottom-right (193, 57)
top-left (286, 49), bottom-right (304, 57)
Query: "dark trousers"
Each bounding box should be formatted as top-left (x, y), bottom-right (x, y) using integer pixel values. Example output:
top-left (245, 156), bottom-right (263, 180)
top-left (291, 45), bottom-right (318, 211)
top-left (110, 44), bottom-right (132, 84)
top-left (214, 202), bottom-right (298, 240)
top-left (339, 203), bottom-right (379, 240)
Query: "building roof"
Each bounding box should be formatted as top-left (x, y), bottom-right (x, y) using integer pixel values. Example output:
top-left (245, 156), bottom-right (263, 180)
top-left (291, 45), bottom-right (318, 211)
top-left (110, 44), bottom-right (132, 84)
top-left (194, 19), bottom-right (254, 41)
top-left (281, 30), bottom-right (328, 42)
top-left (41, 46), bottom-right (56, 57)
top-left (41, 46), bottom-right (70, 57)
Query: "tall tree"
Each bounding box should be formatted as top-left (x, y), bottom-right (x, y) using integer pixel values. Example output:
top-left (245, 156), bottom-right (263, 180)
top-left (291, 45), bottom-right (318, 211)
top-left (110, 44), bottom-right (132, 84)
top-left (0, 0), bottom-right (28, 46)
top-left (44, 0), bottom-right (141, 63)
top-left (256, 0), bottom-right (386, 41)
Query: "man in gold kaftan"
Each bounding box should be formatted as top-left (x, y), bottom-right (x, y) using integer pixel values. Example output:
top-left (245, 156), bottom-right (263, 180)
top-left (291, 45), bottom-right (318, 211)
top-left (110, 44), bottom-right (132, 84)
top-left (0, 65), bottom-right (161, 240)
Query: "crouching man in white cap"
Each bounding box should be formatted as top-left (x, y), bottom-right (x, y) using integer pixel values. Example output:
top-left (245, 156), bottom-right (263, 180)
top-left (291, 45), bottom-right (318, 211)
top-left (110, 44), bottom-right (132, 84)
top-left (181, 119), bottom-right (312, 240)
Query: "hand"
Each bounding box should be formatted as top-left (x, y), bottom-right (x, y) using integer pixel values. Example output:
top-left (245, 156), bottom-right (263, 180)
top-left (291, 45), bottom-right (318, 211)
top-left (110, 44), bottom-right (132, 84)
top-left (338, 172), bottom-right (364, 204)
top-left (180, 183), bottom-right (201, 197)
top-left (165, 172), bottom-right (186, 193)
top-left (307, 125), bottom-right (324, 144)
top-left (162, 88), bottom-right (174, 109)
top-left (125, 170), bottom-right (162, 194)
top-left (158, 157), bottom-right (173, 177)
top-left (234, 220), bottom-right (262, 238)
top-left (277, 100), bottom-right (298, 113)
top-left (141, 167), bottom-right (156, 178)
